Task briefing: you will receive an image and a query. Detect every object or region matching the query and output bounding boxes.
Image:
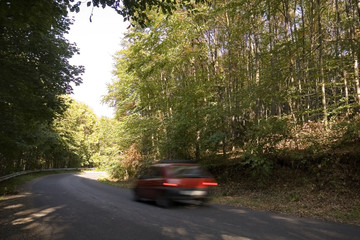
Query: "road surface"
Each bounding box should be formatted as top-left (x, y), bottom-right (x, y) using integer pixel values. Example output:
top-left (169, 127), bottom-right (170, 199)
top-left (1, 172), bottom-right (359, 240)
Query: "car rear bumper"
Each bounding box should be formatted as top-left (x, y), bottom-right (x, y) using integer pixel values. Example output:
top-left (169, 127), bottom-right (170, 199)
top-left (165, 188), bottom-right (211, 201)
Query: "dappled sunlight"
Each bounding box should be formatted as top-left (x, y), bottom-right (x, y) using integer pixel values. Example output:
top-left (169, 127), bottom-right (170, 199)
top-left (14, 208), bottom-right (39, 216)
top-left (11, 216), bottom-right (34, 225)
top-left (3, 203), bottom-right (23, 209)
top-left (12, 206), bottom-right (64, 225)
top-left (162, 226), bottom-right (189, 238)
top-left (223, 208), bottom-right (248, 214)
top-left (271, 215), bottom-right (300, 224)
top-left (161, 226), bottom-right (220, 240)
top-left (76, 171), bottom-right (109, 180)
top-left (1, 191), bottom-right (69, 240)
top-left (1, 192), bottom-right (31, 200)
top-left (161, 224), bottom-right (254, 240)
top-left (221, 234), bottom-right (252, 240)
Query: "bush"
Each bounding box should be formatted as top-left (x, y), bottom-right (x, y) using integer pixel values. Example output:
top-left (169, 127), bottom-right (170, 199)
top-left (339, 114), bottom-right (360, 144)
top-left (107, 144), bottom-right (143, 180)
top-left (243, 151), bottom-right (273, 182)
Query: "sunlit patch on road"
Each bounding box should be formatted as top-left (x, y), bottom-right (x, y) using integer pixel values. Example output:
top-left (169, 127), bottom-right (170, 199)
top-left (221, 234), bottom-right (252, 240)
top-left (161, 226), bottom-right (189, 238)
top-left (223, 208), bottom-right (248, 214)
top-left (1, 193), bottom-right (31, 200)
top-left (271, 215), bottom-right (300, 224)
top-left (11, 206), bottom-right (64, 225)
top-left (77, 171), bottom-right (109, 180)
top-left (4, 203), bottom-right (23, 209)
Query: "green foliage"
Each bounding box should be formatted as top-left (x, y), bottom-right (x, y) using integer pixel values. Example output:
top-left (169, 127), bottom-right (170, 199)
top-left (239, 117), bottom-right (289, 177)
top-left (338, 204), bottom-right (360, 223)
top-left (288, 192), bottom-right (300, 203)
top-left (0, 0), bottom-right (83, 174)
top-left (339, 114), bottom-right (360, 145)
top-left (203, 132), bottom-right (227, 153)
top-left (245, 117), bottom-right (289, 152)
top-left (67, 0), bottom-right (207, 26)
top-left (242, 151), bottom-right (273, 182)
top-left (106, 143), bottom-right (145, 180)
top-left (0, 0), bottom-right (83, 111)
top-left (53, 96), bottom-right (99, 167)
top-left (102, 0), bottom-right (360, 180)
top-left (91, 117), bottom-right (121, 169)
top-left (107, 159), bottom-right (127, 180)
top-left (2, 0), bottom-right (359, 185)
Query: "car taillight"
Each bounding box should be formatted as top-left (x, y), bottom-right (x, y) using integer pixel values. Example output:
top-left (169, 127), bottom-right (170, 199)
top-left (163, 182), bottom-right (178, 187)
top-left (202, 182), bottom-right (218, 186)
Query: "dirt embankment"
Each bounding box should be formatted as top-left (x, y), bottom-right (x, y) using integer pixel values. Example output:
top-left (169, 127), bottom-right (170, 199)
top-left (207, 153), bottom-right (360, 226)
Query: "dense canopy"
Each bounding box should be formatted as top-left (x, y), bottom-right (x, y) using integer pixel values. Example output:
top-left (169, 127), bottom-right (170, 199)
top-left (0, 0), bottom-right (83, 174)
top-left (105, 0), bottom-right (360, 177)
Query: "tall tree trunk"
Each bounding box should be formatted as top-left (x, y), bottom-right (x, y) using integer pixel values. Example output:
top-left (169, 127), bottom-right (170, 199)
top-left (317, 0), bottom-right (328, 125)
top-left (283, 0), bottom-right (297, 122)
top-left (356, 0), bottom-right (360, 20)
top-left (335, 0), bottom-right (350, 115)
top-left (346, 0), bottom-right (360, 105)
top-left (307, 1), bottom-right (317, 120)
top-left (344, 70), bottom-right (350, 115)
top-left (355, 55), bottom-right (360, 105)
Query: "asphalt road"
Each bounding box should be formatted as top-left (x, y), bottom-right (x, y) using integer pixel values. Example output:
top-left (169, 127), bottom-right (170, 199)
top-left (1, 172), bottom-right (359, 240)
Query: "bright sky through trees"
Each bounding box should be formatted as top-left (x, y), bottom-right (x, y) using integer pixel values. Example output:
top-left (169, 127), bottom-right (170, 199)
top-left (67, 6), bottom-right (127, 118)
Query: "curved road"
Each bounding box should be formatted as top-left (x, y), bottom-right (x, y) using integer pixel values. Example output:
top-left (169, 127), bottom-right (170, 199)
top-left (1, 172), bottom-right (359, 240)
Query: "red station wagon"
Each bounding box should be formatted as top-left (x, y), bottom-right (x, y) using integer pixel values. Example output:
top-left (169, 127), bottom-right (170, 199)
top-left (133, 163), bottom-right (218, 207)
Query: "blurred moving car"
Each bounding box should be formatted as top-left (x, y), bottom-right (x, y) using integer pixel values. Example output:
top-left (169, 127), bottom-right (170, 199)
top-left (133, 162), bottom-right (218, 207)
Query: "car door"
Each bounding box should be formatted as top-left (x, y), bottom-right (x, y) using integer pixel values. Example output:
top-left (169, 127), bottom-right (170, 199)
top-left (136, 167), bottom-right (154, 198)
top-left (146, 166), bottom-right (164, 200)
top-left (137, 166), bottom-right (163, 200)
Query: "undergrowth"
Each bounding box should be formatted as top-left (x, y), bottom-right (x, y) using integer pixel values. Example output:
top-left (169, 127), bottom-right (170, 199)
top-left (209, 160), bottom-right (360, 226)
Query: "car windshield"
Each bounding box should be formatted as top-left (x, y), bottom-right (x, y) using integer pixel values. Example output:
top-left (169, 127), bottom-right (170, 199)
top-left (169, 165), bottom-right (211, 178)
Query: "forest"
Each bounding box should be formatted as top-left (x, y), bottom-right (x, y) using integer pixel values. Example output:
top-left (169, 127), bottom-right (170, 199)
top-left (104, 0), bottom-right (360, 181)
top-left (1, 0), bottom-right (360, 188)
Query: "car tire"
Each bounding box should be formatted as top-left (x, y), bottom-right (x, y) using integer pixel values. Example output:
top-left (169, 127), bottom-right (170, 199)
top-left (199, 199), bottom-right (210, 207)
top-left (156, 193), bottom-right (172, 208)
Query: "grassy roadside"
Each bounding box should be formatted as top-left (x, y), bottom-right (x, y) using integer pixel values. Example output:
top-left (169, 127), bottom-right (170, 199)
top-left (0, 170), bottom-right (80, 198)
top-left (211, 184), bottom-right (360, 226)
top-left (209, 164), bottom-right (360, 227)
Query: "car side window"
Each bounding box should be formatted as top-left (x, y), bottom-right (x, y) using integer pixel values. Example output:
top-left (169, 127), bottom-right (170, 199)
top-left (150, 166), bottom-right (162, 178)
top-left (141, 166), bottom-right (162, 179)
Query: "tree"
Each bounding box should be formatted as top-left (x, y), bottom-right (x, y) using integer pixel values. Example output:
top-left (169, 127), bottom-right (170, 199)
top-left (93, 117), bottom-right (122, 169)
top-left (66, 0), bottom-right (207, 26)
top-left (53, 96), bottom-right (99, 167)
top-left (0, 0), bottom-right (210, 175)
top-left (105, 0), bottom-right (360, 178)
top-left (0, 0), bottom-right (83, 174)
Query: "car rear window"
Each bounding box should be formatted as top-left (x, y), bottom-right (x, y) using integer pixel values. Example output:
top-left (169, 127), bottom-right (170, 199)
top-left (169, 165), bottom-right (211, 178)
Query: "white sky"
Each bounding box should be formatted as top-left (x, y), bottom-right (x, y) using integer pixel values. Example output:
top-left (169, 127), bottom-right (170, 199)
top-left (66, 6), bottom-right (128, 118)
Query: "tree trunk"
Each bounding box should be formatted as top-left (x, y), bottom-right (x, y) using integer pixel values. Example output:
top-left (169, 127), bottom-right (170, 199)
top-left (317, 0), bottom-right (328, 125)
top-left (355, 55), bottom-right (360, 105)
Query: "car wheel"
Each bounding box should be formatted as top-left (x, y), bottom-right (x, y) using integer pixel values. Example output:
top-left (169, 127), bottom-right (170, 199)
top-left (156, 193), bottom-right (172, 208)
top-left (199, 199), bottom-right (210, 207)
